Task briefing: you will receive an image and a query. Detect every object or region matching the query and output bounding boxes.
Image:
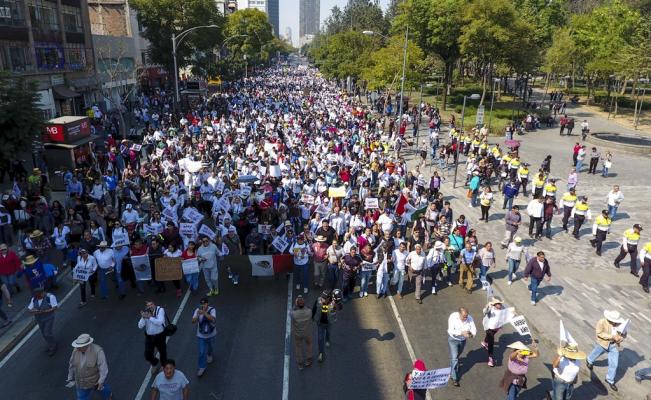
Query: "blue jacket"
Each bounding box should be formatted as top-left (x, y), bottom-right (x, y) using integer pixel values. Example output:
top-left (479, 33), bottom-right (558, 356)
top-left (503, 183), bottom-right (519, 198)
top-left (469, 176), bottom-right (480, 191)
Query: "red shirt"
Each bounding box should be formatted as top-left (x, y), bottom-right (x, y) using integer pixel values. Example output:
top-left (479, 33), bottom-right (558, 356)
top-left (0, 250), bottom-right (21, 275)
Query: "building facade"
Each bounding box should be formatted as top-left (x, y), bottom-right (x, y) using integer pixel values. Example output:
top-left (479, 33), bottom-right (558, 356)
top-left (266, 0), bottom-right (278, 36)
top-left (299, 0), bottom-right (319, 39)
top-left (0, 0), bottom-right (95, 118)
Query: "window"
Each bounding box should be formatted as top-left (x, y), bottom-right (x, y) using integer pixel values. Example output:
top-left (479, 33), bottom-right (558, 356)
top-left (141, 51), bottom-right (146, 65)
top-left (28, 0), bottom-right (59, 31)
top-left (65, 45), bottom-right (85, 70)
top-left (0, 44), bottom-right (34, 72)
top-left (34, 43), bottom-right (64, 70)
top-left (62, 5), bottom-right (81, 32)
top-left (0, 0), bottom-right (25, 26)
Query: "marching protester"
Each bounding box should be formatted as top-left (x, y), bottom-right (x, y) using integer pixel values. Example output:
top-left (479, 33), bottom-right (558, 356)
top-left (403, 359), bottom-right (427, 400)
top-left (151, 359), bottom-right (189, 400)
top-left (523, 251), bottom-right (552, 305)
top-left (551, 343), bottom-right (586, 400)
top-left (66, 333), bottom-right (112, 400)
top-left (506, 237), bottom-right (525, 285)
top-left (481, 297), bottom-right (510, 367)
top-left (447, 307), bottom-right (477, 387)
top-left (585, 310), bottom-right (627, 391)
top-left (312, 290), bottom-right (340, 363)
top-left (191, 297), bottom-right (217, 377)
top-left (499, 341), bottom-right (539, 399)
top-left (28, 286), bottom-right (58, 356)
top-left (291, 295), bottom-right (313, 370)
top-left (138, 300), bottom-right (168, 374)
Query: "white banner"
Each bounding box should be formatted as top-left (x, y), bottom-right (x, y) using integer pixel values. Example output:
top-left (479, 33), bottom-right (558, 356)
top-left (250, 255), bottom-right (274, 277)
top-left (511, 315), bottom-right (531, 336)
top-left (182, 208), bottom-right (204, 224)
top-left (364, 197), bottom-right (379, 209)
top-left (198, 225), bottom-right (217, 240)
top-left (162, 207), bottom-right (177, 222)
top-left (131, 255), bottom-right (151, 281)
top-left (272, 236), bottom-right (289, 253)
top-left (73, 263), bottom-right (94, 282)
top-left (181, 258), bottom-right (200, 275)
top-left (408, 367), bottom-right (451, 389)
top-left (179, 222), bottom-right (196, 236)
top-left (258, 224), bottom-right (272, 235)
top-left (112, 237), bottom-right (130, 248)
top-left (143, 224), bottom-right (157, 236)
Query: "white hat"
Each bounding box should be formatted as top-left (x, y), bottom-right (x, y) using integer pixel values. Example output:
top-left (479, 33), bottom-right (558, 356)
top-left (507, 341), bottom-right (530, 351)
top-left (71, 333), bottom-right (94, 348)
top-left (434, 241), bottom-right (445, 250)
top-left (603, 310), bottom-right (625, 324)
top-left (99, 241), bottom-right (108, 247)
top-left (514, 237), bottom-right (522, 243)
top-left (228, 226), bottom-right (237, 233)
top-left (126, 204), bottom-right (133, 209)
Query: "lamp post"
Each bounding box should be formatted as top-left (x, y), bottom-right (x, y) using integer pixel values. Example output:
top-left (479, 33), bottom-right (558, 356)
top-left (487, 78), bottom-right (500, 132)
top-left (172, 25), bottom-right (219, 106)
top-left (452, 93), bottom-right (480, 188)
top-left (363, 28), bottom-right (409, 135)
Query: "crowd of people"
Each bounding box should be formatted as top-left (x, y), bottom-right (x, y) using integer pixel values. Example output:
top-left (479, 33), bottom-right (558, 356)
top-left (0, 59), bottom-right (649, 400)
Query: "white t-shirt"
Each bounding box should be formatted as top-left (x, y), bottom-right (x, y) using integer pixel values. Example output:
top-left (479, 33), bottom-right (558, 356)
top-left (289, 242), bottom-right (310, 265)
top-left (152, 370), bottom-right (189, 400)
top-left (553, 357), bottom-right (580, 383)
top-left (392, 249), bottom-right (408, 272)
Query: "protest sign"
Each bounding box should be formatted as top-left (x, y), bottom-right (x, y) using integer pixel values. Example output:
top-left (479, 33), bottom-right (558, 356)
top-left (258, 224), bottom-right (272, 235)
top-left (272, 236), bottom-right (289, 252)
top-left (315, 204), bottom-right (330, 215)
top-left (364, 198), bottom-right (379, 209)
top-left (131, 255), bottom-right (151, 281)
top-left (301, 194), bottom-right (315, 205)
top-left (327, 154), bottom-right (338, 162)
top-left (155, 148), bottom-right (164, 157)
top-left (130, 144), bottom-right (142, 151)
top-left (560, 320), bottom-right (577, 346)
top-left (198, 225), bottom-right (216, 240)
top-left (162, 207), bottom-right (177, 221)
top-left (511, 315), bottom-right (531, 336)
top-left (240, 186), bottom-right (251, 198)
top-left (616, 319), bottom-right (630, 335)
top-left (250, 255), bottom-right (274, 277)
top-left (73, 263), bottom-right (94, 282)
top-left (143, 224), bottom-right (157, 236)
top-left (361, 262), bottom-right (377, 272)
top-left (328, 186), bottom-right (346, 198)
top-left (112, 236), bottom-right (130, 248)
top-left (179, 222), bottom-right (195, 236)
top-left (181, 258), bottom-right (200, 275)
top-left (182, 208), bottom-right (203, 224)
top-left (154, 258), bottom-right (183, 281)
top-left (408, 368), bottom-right (452, 389)
top-left (214, 181), bottom-right (225, 193)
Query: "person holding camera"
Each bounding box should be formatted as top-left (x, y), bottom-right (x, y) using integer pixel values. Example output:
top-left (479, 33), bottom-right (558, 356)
top-left (138, 300), bottom-right (167, 374)
top-left (312, 290), bottom-right (341, 363)
top-left (499, 341), bottom-right (539, 399)
top-left (192, 297), bottom-right (217, 377)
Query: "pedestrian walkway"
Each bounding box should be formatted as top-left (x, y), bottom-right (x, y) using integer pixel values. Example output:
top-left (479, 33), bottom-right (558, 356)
top-left (418, 107), bottom-right (651, 399)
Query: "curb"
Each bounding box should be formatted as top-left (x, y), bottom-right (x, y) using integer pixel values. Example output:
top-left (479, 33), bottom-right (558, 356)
top-left (587, 133), bottom-right (651, 155)
top-left (0, 319), bottom-right (36, 361)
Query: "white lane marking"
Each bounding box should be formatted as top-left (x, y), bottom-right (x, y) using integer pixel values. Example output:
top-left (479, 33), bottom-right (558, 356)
top-left (134, 288), bottom-right (192, 400)
top-left (281, 274), bottom-right (294, 400)
top-left (0, 282), bottom-right (79, 369)
top-left (388, 295), bottom-right (432, 400)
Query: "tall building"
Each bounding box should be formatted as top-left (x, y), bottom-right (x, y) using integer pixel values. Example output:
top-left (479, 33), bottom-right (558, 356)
top-left (0, 0), bottom-right (95, 117)
top-left (299, 0), bottom-right (319, 38)
top-left (283, 26), bottom-right (292, 43)
top-left (267, 0), bottom-right (278, 36)
top-left (236, 0), bottom-right (267, 14)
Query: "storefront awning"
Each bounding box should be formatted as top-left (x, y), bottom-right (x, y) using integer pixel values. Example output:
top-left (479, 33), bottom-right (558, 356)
top-left (44, 134), bottom-right (99, 149)
top-left (52, 85), bottom-right (81, 99)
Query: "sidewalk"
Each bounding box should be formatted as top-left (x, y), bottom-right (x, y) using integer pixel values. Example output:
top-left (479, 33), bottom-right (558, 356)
top-left (424, 117), bottom-right (651, 399)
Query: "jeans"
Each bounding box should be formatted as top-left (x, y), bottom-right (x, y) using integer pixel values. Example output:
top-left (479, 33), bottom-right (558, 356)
top-left (528, 277), bottom-right (541, 303)
top-left (76, 384), bottom-right (112, 400)
top-left (359, 270), bottom-right (372, 294)
top-left (479, 265), bottom-right (488, 282)
top-left (197, 336), bottom-right (214, 369)
top-left (575, 159), bottom-right (583, 172)
top-left (448, 336), bottom-right (466, 381)
top-left (393, 269), bottom-right (406, 294)
top-left (202, 267), bottom-right (218, 291)
top-left (181, 272), bottom-right (198, 291)
top-left (471, 190), bottom-right (479, 207)
top-left (327, 264), bottom-right (339, 290)
top-left (507, 259), bottom-right (520, 281)
top-left (587, 343), bottom-right (619, 384)
top-left (295, 263), bottom-right (309, 289)
top-left (113, 246), bottom-right (129, 295)
top-left (607, 204), bottom-right (618, 220)
top-left (317, 324), bottom-right (330, 354)
top-left (97, 268), bottom-right (110, 298)
top-left (0, 274), bottom-right (17, 294)
top-left (602, 166), bottom-right (609, 177)
top-left (552, 376), bottom-right (574, 400)
top-left (507, 383), bottom-right (520, 400)
top-left (503, 196), bottom-right (514, 210)
top-left (634, 367), bottom-right (651, 382)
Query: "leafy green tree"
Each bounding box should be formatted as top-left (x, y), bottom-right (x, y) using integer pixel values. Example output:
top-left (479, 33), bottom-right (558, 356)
top-left (222, 9), bottom-right (276, 78)
top-left (0, 73), bottom-right (43, 166)
top-left (324, 0), bottom-right (387, 35)
top-left (130, 0), bottom-right (224, 74)
top-left (361, 36), bottom-right (429, 90)
top-left (307, 30), bottom-right (376, 80)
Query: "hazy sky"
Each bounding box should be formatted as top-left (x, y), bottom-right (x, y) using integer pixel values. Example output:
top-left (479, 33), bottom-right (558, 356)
top-left (279, 0), bottom-right (390, 46)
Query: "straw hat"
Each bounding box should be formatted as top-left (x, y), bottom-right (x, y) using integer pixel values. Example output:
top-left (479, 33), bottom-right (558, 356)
top-left (507, 341), bottom-right (530, 352)
top-left (434, 240), bottom-right (445, 250)
top-left (71, 333), bottom-right (94, 348)
top-left (488, 297), bottom-right (504, 306)
top-left (559, 343), bottom-right (586, 360)
top-left (315, 235), bottom-right (327, 242)
top-left (30, 230), bottom-right (43, 239)
top-left (603, 310), bottom-right (625, 324)
top-left (24, 255), bottom-right (38, 265)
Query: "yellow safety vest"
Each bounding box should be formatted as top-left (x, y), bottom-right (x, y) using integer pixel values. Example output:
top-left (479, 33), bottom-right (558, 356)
top-left (503, 155), bottom-right (512, 164)
top-left (480, 142), bottom-right (488, 150)
top-left (643, 242), bottom-right (651, 257)
top-left (574, 202), bottom-right (589, 215)
top-left (595, 215), bottom-right (611, 230)
top-left (544, 184), bottom-right (557, 194)
top-left (562, 193), bottom-right (577, 207)
top-left (510, 159), bottom-right (521, 168)
top-left (534, 177), bottom-right (545, 188)
top-left (518, 167), bottom-right (529, 177)
top-left (472, 139), bottom-right (480, 147)
top-left (624, 228), bottom-right (640, 245)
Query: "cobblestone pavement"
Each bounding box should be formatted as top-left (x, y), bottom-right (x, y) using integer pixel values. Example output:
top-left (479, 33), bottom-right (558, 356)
top-left (401, 101), bottom-right (651, 398)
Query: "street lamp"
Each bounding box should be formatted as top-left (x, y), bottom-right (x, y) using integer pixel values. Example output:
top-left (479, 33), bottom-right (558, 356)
top-left (363, 28), bottom-right (409, 135)
top-left (452, 93), bottom-right (480, 189)
top-left (487, 78), bottom-right (500, 132)
top-left (172, 25), bottom-right (219, 105)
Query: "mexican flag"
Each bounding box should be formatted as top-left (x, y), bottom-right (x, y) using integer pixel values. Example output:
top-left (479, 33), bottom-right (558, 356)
top-left (242, 254), bottom-right (294, 277)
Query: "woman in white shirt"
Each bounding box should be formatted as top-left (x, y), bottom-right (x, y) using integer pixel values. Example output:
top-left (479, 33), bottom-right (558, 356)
top-left (89, 220), bottom-right (105, 242)
top-left (481, 297), bottom-right (509, 367)
top-left (477, 242), bottom-right (496, 285)
top-left (391, 242), bottom-right (408, 297)
top-left (73, 248), bottom-right (98, 307)
top-left (52, 222), bottom-right (70, 261)
top-left (479, 186), bottom-right (494, 222)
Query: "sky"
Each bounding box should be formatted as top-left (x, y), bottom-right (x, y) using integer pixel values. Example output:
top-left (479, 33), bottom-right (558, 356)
top-left (279, 0), bottom-right (390, 46)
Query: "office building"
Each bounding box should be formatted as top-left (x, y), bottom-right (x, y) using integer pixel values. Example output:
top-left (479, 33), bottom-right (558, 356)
top-left (299, 0), bottom-right (319, 39)
top-left (0, 0), bottom-right (95, 117)
top-left (267, 0), bottom-right (278, 36)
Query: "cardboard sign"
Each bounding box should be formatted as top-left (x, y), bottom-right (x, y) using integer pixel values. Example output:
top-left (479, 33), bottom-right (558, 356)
top-left (154, 257), bottom-right (183, 281)
top-left (510, 315), bottom-right (531, 336)
top-left (272, 236), bottom-right (289, 252)
top-left (258, 224), bottom-right (272, 235)
top-left (143, 224), bottom-right (157, 236)
top-left (328, 186), bottom-right (346, 198)
top-left (182, 208), bottom-right (204, 224)
top-left (365, 197), bottom-right (379, 209)
top-left (240, 186), bottom-right (251, 198)
top-left (131, 255), bottom-right (151, 281)
top-left (162, 207), bottom-right (177, 221)
top-left (198, 225), bottom-right (217, 240)
top-left (408, 368), bottom-right (452, 390)
top-left (179, 222), bottom-right (196, 236)
top-left (73, 262), bottom-right (94, 282)
top-left (181, 258), bottom-right (200, 275)
top-left (130, 144), bottom-right (142, 151)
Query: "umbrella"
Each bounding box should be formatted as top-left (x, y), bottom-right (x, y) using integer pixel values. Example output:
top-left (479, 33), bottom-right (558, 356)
top-left (237, 175), bottom-right (259, 183)
top-left (504, 139), bottom-right (521, 149)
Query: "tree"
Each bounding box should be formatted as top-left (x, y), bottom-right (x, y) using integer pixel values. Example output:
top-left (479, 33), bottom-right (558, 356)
top-left (0, 73), bottom-right (43, 166)
top-left (130, 0), bottom-right (224, 74)
top-left (324, 0), bottom-right (387, 35)
top-left (362, 36), bottom-right (429, 91)
top-left (222, 9), bottom-right (275, 78)
top-left (306, 30), bottom-right (376, 80)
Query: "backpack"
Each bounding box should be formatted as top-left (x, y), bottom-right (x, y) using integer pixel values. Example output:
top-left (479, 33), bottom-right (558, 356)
top-left (198, 307), bottom-right (215, 335)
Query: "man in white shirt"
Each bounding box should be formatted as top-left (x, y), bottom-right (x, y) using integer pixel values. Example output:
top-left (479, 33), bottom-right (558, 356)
top-left (138, 300), bottom-right (167, 374)
top-left (290, 234), bottom-right (312, 294)
top-left (606, 185), bottom-right (624, 220)
top-left (197, 237), bottom-right (219, 296)
top-left (151, 359), bottom-right (189, 400)
top-left (405, 244), bottom-right (426, 304)
top-left (121, 204), bottom-right (139, 225)
top-left (93, 241), bottom-right (115, 300)
top-left (447, 307), bottom-right (477, 386)
top-left (526, 197), bottom-right (544, 239)
top-left (377, 208), bottom-right (395, 234)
